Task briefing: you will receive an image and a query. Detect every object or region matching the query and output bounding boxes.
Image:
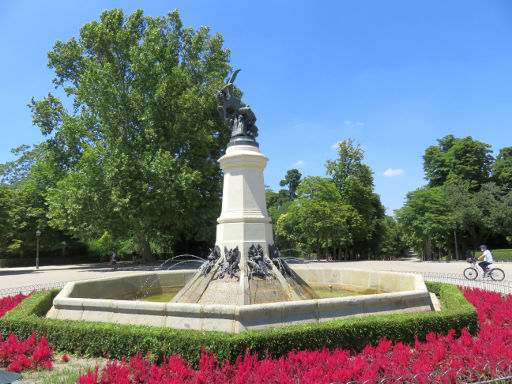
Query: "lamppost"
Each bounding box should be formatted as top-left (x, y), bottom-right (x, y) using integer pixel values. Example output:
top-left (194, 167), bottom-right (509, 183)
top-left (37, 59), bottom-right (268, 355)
top-left (35, 230), bottom-right (41, 270)
top-left (452, 224), bottom-right (459, 261)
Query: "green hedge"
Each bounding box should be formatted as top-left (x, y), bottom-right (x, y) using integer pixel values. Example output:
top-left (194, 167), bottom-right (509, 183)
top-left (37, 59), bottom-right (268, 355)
top-left (0, 282), bottom-right (477, 363)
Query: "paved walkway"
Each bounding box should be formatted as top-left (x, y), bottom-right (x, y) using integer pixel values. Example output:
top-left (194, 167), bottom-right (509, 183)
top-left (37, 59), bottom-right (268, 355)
top-left (1, 258), bottom-right (511, 296)
top-left (317, 258), bottom-right (512, 278)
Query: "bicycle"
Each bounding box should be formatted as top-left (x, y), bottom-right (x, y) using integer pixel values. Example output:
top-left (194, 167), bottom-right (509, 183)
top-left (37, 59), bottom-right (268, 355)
top-left (463, 258), bottom-right (505, 281)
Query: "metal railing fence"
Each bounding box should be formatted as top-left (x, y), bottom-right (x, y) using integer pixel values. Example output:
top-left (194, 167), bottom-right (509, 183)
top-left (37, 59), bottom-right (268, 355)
top-left (404, 270), bottom-right (512, 295)
top-left (0, 281), bottom-right (70, 298)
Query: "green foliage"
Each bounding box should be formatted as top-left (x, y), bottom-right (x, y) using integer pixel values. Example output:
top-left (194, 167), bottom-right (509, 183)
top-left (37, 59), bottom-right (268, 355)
top-left (445, 182), bottom-right (512, 251)
top-left (276, 177), bottom-right (356, 256)
top-left (272, 139), bottom-right (393, 260)
top-left (378, 216), bottom-right (408, 258)
top-left (279, 169), bottom-right (302, 200)
top-left (0, 185), bottom-right (13, 250)
top-left (398, 135), bottom-right (512, 258)
top-left (326, 139), bottom-right (386, 258)
top-left (326, 139), bottom-right (373, 191)
top-left (492, 147), bottom-right (512, 191)
top-left (0, 145), bottom-right (85, 258)
top-left (395, 186), bottom-right (454, 258)
top-left (423, 135), bottom-right (493, 190)
top-left (0, 284), bottom-right (476, 363)
top-left (28, 9), bottom-right (232, 260)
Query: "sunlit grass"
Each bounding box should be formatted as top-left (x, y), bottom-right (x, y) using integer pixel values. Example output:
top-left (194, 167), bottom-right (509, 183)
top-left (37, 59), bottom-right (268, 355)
top-left (473, 248), bottom-right (512, 262)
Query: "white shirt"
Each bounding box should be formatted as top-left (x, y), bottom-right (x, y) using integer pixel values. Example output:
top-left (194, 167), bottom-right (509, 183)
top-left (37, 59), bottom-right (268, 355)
top-left (483, 249), bottom-right (494, 263)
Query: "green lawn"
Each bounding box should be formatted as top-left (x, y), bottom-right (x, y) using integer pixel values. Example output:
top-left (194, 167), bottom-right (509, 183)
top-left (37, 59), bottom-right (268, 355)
top-left (473, 248), bottom-right (512, 262)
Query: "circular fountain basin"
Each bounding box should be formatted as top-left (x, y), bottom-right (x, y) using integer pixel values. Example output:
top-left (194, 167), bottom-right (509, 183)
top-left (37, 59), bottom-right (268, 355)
top-left (47, 265), bottom-right (435, 333)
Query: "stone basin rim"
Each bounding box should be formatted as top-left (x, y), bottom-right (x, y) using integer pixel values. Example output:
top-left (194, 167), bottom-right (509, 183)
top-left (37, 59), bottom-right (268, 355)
top-left (47, 267), bottom-right (435, 333)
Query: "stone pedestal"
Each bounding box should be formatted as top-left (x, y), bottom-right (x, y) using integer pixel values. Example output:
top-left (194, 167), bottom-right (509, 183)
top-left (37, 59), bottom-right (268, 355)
top-left (216, 144), bottom-right (273, 259)
top-left (171, 143), bottom-right (318, 306)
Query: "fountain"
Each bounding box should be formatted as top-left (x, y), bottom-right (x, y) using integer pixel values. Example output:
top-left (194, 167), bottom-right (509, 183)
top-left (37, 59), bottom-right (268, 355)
top-left (47, 70), bottom-right (435, 332)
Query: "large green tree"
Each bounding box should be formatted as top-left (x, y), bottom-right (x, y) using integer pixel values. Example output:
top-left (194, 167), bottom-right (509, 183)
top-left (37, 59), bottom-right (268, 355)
top-left (0, 145), bottom-right (84, 258)
top-left (395, 187), bottom-right (454, 260)
top-left (492, 147), bottom-right (512, 191)
top-left (30, 9), bottom-right (232, 261)
top-left (326, 139), bottom-right (373, 192)
top-left (444, 182), bottom-right (512, 250)
top-left (378, 216), bottom-right (408, 259)
top-left (279, 169), bottom-right (302, 200)
top-left (423, 135), bottom-right (493, 190)
top-left (276, 177), bottom-right (358, 258)
top-left (0, 185), bottom-right (13, 251)
top-left (326, 139), bottom-right (385, 257)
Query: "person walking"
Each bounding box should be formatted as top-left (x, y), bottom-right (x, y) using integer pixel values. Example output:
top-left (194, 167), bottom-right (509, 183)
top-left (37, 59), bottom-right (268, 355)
top-left (110, 250), bottom-right (118, 271)
top-left (477, 244), bottom-right (494, 277)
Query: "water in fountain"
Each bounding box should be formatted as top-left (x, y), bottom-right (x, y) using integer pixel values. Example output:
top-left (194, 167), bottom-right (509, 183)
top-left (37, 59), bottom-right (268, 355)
top-left (135, 254), bottom-right (204, 300)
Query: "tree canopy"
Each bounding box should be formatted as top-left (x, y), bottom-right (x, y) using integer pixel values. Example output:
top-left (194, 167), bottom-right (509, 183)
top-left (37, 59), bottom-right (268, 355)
top-left (29, 9), bottom-right (232, 260)
top-left (397, 135), bottom-right (512, 259)
top-left (492, 147), bottom-right (512, 191)
top-left (270, 139), bottom-right (389, 260)
top-left (423, 135), bottom-right (493, 190)
top-left (279, 169), bottom-right (302, 200)
top-left (4, 9), bottom-right (511, 264)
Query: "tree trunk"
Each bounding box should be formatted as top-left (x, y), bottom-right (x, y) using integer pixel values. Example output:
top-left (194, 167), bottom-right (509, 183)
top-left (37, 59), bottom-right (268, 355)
top-left (137, 232), bottom-right (154, 263)
top-left (424, 235), bottom-right (432, 261)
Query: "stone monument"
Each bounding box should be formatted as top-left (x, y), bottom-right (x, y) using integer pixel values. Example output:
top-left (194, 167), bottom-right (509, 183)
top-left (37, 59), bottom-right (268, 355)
top-left (47, 71), bottom-right (436, 332)
top-left (172, 70), bottom-right (318, 305)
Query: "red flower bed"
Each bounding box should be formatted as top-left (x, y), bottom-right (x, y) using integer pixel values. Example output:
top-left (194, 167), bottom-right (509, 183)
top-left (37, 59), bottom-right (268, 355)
top-left (0, 292), bottom-right (27, 317)
top-left (78, 288), bottom-right (512, 384)
top-left (0, 291), bottom-right (53, 372)
top-left (0, 332), bottom-right (53, 372)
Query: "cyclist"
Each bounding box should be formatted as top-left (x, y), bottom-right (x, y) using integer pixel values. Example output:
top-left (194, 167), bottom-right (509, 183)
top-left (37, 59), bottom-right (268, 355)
top-left (477, 244), bottom-right (494, 277)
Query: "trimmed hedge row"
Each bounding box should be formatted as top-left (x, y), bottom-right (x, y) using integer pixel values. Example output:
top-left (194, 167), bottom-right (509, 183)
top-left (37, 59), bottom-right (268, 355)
top-left (0, 282), bottom-right (477, 363)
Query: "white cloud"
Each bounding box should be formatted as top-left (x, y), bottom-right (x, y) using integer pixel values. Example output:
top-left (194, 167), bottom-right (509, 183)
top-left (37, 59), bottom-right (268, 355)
top-left (293, 160), bottom-right (304, 166)
top-left (343, 120), bottom-right (364, 129)
top-left (383, 168), bottom-right (404, 177)
top-left (331, 142), bottom-right (341, 149)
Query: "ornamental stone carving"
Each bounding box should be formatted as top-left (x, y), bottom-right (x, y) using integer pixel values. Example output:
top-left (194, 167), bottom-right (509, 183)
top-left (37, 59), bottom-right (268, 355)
top-left (218, 246), bottom-right (241, 279)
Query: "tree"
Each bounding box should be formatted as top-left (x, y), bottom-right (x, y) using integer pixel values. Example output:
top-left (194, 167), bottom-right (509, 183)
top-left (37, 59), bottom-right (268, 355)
top-left (0, 145), bottom-right (86, 258)
top-left (326, 139), bottom-right (373, 192)
top-left (0, 145), bottom-right (37, 185)
top-left (492, 147), bottom-right (512, 191)
top-left (326, 139), bottom-right (385, 258)
top-left (30, 9), bottom-right (232, 261)
top-left (422, 135), bottom-right (455, 188)
top-left (266, 186), bottom-right (293, 250)
top-left (444, 182), bottom-right (512, 251)
top-left (0, 185), bottom-right (13, 251)
top-left (276, 177), bottom-right (358, 259)
top-left (423, 135), bottom-right (493, 190)
top-left (395, 187), bottom-right (454, 260)
top-left (378, 216), bottom-right (408, 259)
top-left (279, 169), bottom-right (302, 200)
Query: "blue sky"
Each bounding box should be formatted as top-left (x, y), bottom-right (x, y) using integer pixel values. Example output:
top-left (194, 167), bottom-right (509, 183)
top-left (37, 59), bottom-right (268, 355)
top-left (1, 1), bottom-right (512, 214)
